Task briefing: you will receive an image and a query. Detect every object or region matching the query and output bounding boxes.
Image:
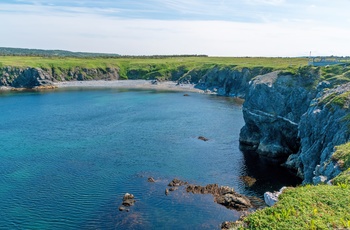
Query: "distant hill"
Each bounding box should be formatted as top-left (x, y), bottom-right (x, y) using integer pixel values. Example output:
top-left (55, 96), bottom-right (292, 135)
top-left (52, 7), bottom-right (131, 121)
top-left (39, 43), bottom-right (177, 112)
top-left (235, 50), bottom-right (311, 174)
top-left (0, 47), bottom-right (121, 58)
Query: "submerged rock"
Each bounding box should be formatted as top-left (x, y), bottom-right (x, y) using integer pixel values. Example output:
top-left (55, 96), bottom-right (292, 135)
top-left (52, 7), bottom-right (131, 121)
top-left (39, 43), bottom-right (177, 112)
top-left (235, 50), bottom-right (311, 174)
top-left (198, 136), bottom-right (209, 141)
top-left (147, 177), bottom-right (156, 183)
top-left (240, 176), bottom-right (257, 187)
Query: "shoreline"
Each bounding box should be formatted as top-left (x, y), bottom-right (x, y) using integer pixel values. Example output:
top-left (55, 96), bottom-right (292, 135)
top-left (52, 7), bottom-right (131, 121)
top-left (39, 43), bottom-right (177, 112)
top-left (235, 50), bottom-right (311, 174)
top-left (53, 80), bottom-right (204, 93)
top-left (0, 80), bottom-right (206, 93)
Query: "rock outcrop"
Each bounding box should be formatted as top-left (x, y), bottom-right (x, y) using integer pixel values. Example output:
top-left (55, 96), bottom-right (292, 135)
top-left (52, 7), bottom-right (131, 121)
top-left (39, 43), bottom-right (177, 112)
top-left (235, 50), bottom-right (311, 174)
top-left (0, 66), bottom-right (119, 88)
top-left (264, 186), bottom-right (287, 206)
top-left (284, 83), bottom-right (350, 183)
top-left (182, 66), bottom-right (272, 97)
top-left (186, 183), bottom-right (253, 211)
top-left (239, 66), bottom-right (350, 184)
top-left (239, 69), bottom-right (319, 159)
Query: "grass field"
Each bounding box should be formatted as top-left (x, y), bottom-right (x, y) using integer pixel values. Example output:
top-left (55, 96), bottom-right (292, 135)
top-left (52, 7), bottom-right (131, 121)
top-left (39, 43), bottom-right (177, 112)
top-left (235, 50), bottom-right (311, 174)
top-left (240, 184), bottom-right (350, 229)
top-left (0, 56), bottom-right (309, 80)
top-left (0, 56), bottom-right (308, 70)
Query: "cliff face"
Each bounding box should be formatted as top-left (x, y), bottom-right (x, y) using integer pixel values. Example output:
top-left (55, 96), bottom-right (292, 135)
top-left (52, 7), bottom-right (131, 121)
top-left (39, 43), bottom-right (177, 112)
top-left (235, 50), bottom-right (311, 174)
top-left (0, 65), bottom-right (267, 96)
top-left (0, 66), bottom-right (120, 88)
top-left (239, 67), bottom-right (350, 183)
top-left (285, 83), bottom-right (350, 183)
top-left (239, 70), bottom-right (319, 159)
top-left (179, 66), bottom-right (273, 97)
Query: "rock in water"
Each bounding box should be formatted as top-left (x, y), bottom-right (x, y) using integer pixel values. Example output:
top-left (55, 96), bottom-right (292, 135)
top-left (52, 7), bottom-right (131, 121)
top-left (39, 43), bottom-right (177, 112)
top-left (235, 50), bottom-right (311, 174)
top-left (186, 183), bottom-right (252, 211)
top-left (147, 177), bottom-right (156, 183)
top-left (122, 193), bottom-right (136, 207)
top-left (168, 178), bottom-right (188, 187)
top-left (240, 176), bottom-right (257, 187)
top-left (123, 193), bottom-right (134, 200)
top-left (198, 136), bottom-right (209, 141)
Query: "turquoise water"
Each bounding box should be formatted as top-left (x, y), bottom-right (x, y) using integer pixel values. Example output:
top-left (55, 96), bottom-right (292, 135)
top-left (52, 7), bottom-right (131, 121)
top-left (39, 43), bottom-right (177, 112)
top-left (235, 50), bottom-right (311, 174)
top-left (0, 88), bottom-right (300, 229)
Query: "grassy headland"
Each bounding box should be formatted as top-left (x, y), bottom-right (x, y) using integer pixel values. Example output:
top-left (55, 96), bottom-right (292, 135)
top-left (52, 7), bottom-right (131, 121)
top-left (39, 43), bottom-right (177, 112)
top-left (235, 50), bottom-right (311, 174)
top-left (0, 56), bottom-right (308, 80)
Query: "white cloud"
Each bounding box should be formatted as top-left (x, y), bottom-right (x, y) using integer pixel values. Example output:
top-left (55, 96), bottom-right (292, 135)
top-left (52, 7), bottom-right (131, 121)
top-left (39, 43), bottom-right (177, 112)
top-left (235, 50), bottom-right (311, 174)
top-left (0, 1), bottom-right (350, 56)
top-left (245, 0), bottom-right (285, 5)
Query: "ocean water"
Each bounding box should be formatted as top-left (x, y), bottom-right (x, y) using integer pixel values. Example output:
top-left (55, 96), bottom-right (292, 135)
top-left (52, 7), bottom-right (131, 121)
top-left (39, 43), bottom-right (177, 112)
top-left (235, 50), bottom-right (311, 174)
top-left (0, 88), bottom-right (300, 229)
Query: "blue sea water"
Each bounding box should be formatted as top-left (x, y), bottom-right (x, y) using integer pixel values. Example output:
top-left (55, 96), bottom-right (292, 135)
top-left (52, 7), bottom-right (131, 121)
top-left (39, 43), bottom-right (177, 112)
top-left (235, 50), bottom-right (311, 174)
top-left (0, 88), bottom-right (300, 229)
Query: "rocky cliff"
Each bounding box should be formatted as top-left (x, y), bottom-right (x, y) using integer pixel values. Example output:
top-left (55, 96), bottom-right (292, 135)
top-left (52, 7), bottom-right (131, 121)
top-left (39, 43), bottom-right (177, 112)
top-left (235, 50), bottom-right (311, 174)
top-left (239, 66), bottom-right (350, 183)
top-left (0, 65), bottom-right (270, 96)
top-left (239, 68), bottom-right (319, 159)
top-left (285, 83), bottom-right (350, 183)
top-left (179, 66), bottom-right (273, 97)
top-left (0, 66), bottom-right (120, 88)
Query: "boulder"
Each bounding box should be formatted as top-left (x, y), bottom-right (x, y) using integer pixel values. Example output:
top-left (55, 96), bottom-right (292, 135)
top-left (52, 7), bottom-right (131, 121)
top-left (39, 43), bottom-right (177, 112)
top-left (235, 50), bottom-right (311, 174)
top-left (264, 186), bottom-right (287, 206)
top-left (186, 183), bottom-right (252, 211)
top-left (168, 178), bottom-right (188, 187)
top-left (122, 193), bottom-right (136, 207)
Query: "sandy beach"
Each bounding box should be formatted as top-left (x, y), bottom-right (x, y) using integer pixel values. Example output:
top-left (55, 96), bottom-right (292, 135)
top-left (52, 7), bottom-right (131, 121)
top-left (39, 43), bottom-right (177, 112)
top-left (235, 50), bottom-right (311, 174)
top-left (53, 80), bottom-right (204, 93)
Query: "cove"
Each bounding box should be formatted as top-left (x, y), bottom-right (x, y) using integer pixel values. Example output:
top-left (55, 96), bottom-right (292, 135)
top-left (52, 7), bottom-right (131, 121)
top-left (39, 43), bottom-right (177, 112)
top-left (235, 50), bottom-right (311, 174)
top-left (0, 88), bottom-right (300, 229)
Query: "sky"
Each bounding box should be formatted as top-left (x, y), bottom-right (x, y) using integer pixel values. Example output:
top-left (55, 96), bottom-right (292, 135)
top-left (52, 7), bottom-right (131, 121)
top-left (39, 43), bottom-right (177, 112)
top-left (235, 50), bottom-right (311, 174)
top-left (0, 0), bottom-right (349, 56)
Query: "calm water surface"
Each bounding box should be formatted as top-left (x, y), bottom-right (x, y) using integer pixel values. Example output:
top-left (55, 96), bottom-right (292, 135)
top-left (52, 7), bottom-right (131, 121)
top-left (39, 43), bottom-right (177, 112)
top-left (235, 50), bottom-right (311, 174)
top-left (0, 88), bottom-right (300, 229)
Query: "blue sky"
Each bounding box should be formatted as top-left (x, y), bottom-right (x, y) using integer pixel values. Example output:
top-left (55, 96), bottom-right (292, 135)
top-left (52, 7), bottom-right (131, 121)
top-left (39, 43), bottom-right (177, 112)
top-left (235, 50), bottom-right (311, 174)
top-left (0, 0), bottom-right (349, 56)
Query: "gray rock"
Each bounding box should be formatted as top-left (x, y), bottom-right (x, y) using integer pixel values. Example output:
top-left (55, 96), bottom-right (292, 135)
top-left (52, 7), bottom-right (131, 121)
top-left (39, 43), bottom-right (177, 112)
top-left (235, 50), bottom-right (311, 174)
top-left (0, 66), bottom-right (120, 88)
top-left (239, 70), bottom-right (318, 159)
top-left (294, 83), bottom-right (350, 183)
top-left (312, 176), bottom-right (328, 184)
top-left (264, 187), bottom-right (287, 206)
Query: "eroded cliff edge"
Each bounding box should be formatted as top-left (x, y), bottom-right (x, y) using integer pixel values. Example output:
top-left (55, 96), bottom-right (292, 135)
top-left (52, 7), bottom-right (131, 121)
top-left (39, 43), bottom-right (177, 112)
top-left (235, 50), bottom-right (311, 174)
top-left (239, 66), bottom-right (350, 184)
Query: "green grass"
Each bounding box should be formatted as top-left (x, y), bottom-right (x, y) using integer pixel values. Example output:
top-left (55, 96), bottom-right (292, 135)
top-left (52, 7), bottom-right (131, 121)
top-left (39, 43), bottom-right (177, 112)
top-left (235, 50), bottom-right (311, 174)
top-left (333, 169), bottom-right (350, 185)
top-left (237, 142), bottom-right (350, 229)
top-left (240, 184), bottom-right (350, 229)
top-left (0, 56), bottom-right (308, 68)
top-left (0, 56), bottom-right (308, 80)
top-left (320, 64), bottom-right (350, 85)
top-left (320, 91), bottom-right (350, 109)
top-left (332, 142), bottom-right (350, 170)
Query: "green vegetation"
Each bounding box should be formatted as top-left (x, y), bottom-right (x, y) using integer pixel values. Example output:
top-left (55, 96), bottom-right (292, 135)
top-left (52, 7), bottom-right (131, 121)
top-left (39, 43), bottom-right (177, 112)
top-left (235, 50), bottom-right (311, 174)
top-left (0, 55), bottom-right (308, 80)
top-left (320, 91), bottom-right (350, 109)
top-left (240, 184), bottom-right (350, 229)
top-left (320, 64), bottom-right (350, 85)
top-left (332, 142), bottom-right (350, 170)
top-left (236, 142), bottom-right (350, 229)
top-left (333, 169), bottom-right (350, 185)
top-left (0, 47), bottom-right (121, 58)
